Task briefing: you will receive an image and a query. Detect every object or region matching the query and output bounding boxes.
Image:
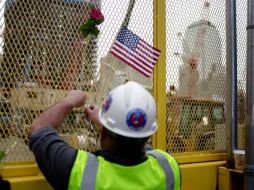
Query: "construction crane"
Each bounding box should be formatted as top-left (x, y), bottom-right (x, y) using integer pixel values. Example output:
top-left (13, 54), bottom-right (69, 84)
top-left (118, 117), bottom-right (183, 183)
top-left (179, 1), bottom-right (211, 98)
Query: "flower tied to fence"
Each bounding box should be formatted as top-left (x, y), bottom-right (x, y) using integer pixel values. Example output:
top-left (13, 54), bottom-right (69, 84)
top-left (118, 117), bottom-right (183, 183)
top-left (79, 3), bottom-right (104, 37)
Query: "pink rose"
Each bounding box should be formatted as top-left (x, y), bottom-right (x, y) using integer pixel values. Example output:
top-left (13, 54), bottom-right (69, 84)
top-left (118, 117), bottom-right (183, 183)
top-left (90, 8), bottom-right (104, 24)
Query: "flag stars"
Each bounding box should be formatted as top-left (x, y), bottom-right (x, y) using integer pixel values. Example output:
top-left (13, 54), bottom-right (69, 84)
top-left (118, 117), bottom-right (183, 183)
top-left (117, 27), bottom-right (140, 50)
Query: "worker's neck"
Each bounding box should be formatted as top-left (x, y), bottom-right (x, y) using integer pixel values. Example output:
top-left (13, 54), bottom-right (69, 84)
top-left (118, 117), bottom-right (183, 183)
top-left (101, 140), bottom-right (146, 160)
top-left (97, 147), bottom-right (146, 166)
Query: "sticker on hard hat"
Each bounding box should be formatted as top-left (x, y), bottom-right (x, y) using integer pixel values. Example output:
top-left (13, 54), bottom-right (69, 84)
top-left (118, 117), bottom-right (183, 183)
top-left (126, 109), bottom-right (147, 130)
top-left (102, 95), bottom-right (112, 114)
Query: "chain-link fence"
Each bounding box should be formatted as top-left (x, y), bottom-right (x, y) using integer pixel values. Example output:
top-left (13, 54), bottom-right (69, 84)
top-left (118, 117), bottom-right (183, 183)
top-left (0, 0), bottom-right (248, 163)
top-left (0, 0), bottom-right (154, 162)
top-left (236, 0), bottom-right (247, 150)
top-left (166, 0), bottom-right (227, 153)
top-left (166, 0), bottom-right (247, 154)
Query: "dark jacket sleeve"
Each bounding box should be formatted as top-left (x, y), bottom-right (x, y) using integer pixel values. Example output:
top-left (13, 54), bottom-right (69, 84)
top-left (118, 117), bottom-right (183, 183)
top-left (29, 127), bottom-right (78, 190)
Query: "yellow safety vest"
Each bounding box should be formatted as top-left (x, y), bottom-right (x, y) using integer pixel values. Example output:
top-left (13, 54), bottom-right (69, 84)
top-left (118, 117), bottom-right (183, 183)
top-left (68, 149), bottom-right (180, 190)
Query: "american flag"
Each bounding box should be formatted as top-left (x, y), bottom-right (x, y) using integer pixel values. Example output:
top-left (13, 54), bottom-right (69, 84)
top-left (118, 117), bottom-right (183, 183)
top-left (110, 27), bottom-right (161, 78)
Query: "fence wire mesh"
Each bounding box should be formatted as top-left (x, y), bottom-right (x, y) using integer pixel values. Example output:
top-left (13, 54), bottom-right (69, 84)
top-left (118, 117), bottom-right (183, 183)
top-left (0, 0), bottom-right (247, 162)
top-left (166, 0), bottom-right (227, 153)
top-left (236, 0), bottom-right (247, 150)
top-left (0, 0), bottom-right (153, 162)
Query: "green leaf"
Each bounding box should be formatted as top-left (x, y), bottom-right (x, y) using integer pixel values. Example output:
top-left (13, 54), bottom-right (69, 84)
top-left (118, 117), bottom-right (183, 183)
top-left (0, 151), bottom-right (5, 161)
top-left (85, 18), bottom-right (95, 27)
top-left (79, 19), bottom-right (96, 36)
top-left (94, 18), bottom-right (104, 25)
top-left (79, 20), bottom-right (101, 37)
top-left (90, 27), bottom-right (100, 37)
top-left (79, 25), bottom-right (88, 33)
top-left (88, 3), bottom-right (95, 9)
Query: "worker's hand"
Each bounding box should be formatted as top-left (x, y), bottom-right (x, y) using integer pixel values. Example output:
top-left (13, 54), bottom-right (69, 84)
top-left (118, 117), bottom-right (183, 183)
top-left (64, 90), bottom-right (87, 108)
top-left (84, 105), bottom-right (102, 128)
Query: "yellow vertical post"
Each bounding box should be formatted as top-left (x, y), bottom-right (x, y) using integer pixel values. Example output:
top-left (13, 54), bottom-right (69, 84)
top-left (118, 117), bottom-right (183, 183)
top-left (153, 0), bottom-right (167, 150)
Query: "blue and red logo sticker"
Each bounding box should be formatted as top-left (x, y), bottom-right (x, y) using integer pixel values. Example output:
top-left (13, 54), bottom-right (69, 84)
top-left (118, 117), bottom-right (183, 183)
top-left (126, 109), bottom-right (147, 130)
top-left (101, 95), bottom-right (112, 114)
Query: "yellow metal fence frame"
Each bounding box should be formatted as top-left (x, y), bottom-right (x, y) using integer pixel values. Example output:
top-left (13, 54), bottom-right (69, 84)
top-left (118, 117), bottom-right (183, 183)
top-left (153, 0), bottom-right (167, 151)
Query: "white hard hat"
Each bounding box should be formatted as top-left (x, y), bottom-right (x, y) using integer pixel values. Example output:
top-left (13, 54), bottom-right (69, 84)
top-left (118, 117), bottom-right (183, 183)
top-left (98, 81), bottom-right (157, 138)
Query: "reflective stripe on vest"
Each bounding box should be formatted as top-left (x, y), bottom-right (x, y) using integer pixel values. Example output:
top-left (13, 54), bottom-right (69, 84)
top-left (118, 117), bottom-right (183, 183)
top-left (81, 151), bottom-right (174, 190)
top-left (146, 150), bottom-right (175, 190)
top-left (81, 152), bottom-right (98, 190)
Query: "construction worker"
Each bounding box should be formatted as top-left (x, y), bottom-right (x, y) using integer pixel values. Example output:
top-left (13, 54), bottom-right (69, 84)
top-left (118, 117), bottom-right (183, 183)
top-left (0, 176), bottom-right (10, 190)
top-left (29, 81), bottom-right (181, 190)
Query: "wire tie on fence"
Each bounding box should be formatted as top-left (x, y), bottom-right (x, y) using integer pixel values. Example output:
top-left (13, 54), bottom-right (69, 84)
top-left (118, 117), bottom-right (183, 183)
top-left (246, 25), bottom-right (254, 30)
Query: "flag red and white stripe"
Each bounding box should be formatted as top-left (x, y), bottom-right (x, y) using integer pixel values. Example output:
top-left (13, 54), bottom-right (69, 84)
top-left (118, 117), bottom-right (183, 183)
top-left (110, 27), bottom-right (161, 78)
